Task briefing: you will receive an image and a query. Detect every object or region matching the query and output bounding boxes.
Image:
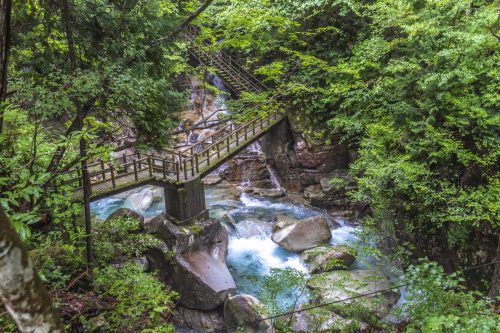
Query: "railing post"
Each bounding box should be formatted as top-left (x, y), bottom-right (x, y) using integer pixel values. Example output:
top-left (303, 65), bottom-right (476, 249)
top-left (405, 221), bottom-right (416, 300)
top-left (100, 160), bottom-right (106, 180)
top-left (178, 152), bottom-right (183, 171)
top-left (191, 159), bottom-right (195, 176)
top-left (110, 165), bottom-right (116, 188)
top-left (122, 153), bottom-right (127, 173)
top-left (244, 125), bottom-right (248, 140)
top-left (253, 121), bottom-right (256, 135)
top-left (176, 162), bottom-right (180, 182)
top-left (183, 160), bottom-right (188, 180)
top-left (148, 155), bottom-right (153, 177)
top-left (216, 143), bottom-right (220, 159)
top-left (137, 151), bottom-right (141, 169)
top-left (226, 137), bottom-right (230, 152)
top-left (236, 129), bottom-right (239, 146)
top-left (206, 150), bottom-right (210, 165)
top-left (162, 160), bottom-right (166, 179)
top-left (195, 154), bottom-right (199, 173)
top-left (133, 160), bottom-right (138, 181)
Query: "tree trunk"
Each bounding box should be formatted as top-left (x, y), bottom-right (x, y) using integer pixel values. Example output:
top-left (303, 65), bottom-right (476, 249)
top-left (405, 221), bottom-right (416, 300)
top-left (0, 0), bottom-right (12, 133)
top-left (0, 207), bottom-right (65, 332)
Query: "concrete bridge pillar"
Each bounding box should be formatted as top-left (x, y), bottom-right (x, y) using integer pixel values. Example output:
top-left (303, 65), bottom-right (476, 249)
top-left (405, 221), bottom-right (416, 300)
top-left (260, 117), bottom-right (293, 155)
top-left (164, 177), bottom-right (208, 224)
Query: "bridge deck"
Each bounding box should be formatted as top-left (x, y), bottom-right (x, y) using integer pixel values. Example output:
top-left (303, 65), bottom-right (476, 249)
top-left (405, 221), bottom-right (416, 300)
top-left (63, 112), bottom-right (285, 202)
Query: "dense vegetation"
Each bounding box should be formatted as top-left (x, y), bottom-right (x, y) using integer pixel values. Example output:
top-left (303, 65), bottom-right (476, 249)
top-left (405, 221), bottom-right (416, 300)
top-left (198, 0), bottom-right (499, 289)
top-left (0, 0), bottom-right (498, 332)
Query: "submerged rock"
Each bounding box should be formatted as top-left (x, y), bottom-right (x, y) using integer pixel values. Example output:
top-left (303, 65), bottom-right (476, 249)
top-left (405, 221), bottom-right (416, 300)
top-left (301, 245), bottom-right (356, 273)
top-left (307, 270), bottom-right (400, 319)
top-left (271, 215), bottom-right (332, 252)
top-left (223, 294), bottom-right (271, 333)
top-left (124, 188), bottom-right (154, 211)
top-left (173, 306), bottom-right (225, 332)
top-left (145, 216), bottom-right (236, 310)
top-left (253, 187), bottom-right (285, 198)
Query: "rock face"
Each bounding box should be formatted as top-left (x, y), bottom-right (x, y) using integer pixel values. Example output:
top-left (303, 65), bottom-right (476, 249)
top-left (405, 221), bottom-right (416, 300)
top-left (223, 294), bottom-right (271, 333)
top-left (145, 216), bottom-right (236, 310)
top-left (271, 216), bottom-right (332, 252)
top-left (307, 270), bottom-right (400, 319)
top-left (173, 306), bottom-right (225, 332)
top-left (301, 245), bottom-right (356, 273)
top-left (124, 188), bottom-right (154, 211)
top-left (105, 208), bottom-right (144, 225)
top-left (303, 170), bottom-right (356, 209)
top-left (220, 155), bottom-right (270, 183)
top-left (261, 119), bottom-right (350, 193)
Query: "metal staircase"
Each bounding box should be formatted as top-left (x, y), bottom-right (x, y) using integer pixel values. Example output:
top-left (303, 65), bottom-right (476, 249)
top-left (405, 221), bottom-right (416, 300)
top-left (185, 26), bottom-right (267, 95)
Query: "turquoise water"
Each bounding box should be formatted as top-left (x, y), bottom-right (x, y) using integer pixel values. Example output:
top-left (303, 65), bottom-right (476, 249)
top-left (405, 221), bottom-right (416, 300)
top-left (90, 184), bottom-right (361, 309)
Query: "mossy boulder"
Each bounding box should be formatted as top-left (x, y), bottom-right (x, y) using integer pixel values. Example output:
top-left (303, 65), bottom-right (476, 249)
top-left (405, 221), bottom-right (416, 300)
top-left (307, 270), bottom-right (400, 320)
top-left (223, 294), bottom-right (271, 333)
top-left (301, 245), bottom-right (356, 273)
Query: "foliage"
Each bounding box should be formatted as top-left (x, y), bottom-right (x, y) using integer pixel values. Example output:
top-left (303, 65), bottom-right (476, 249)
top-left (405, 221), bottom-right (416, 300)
top-left (259, 268), bottom-right (307, 316)
top-left (93, 263), bottom-right (178, 332)
top-left (399, 261), bottom-right (500, 332)
top-left (93, 216), bottom-right (161, 265)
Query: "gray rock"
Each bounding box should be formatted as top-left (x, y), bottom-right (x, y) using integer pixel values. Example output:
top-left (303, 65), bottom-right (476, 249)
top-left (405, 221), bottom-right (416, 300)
top-left (105, 207), bottom-right (144, 225)
top-left (303, 169), bottom-right (355, 209)
top-left (272, 214), bottom-right (299, 233)
top-left (301, 245), bottom-right (356, 273)
top-left (124, 188), bottom-right (154, 211)
top-left (271, 216), bottom-right (332, 252)
top-left (224, 294), bottom-right (271, 333)
top-left (173, 306), bottom-right (225, 332)
top-left (203, 175), bottom-right (223, 186)
top-left (220, 158), bottom-right (270, 182)
top-left (253, 187), bottom-right (285, 198)
top-left (145, 216), bottom-right (236, 310)
top-left (307, 270), bottom-right (401, 319)
top-left (291, 308), bottom-right (369, 332)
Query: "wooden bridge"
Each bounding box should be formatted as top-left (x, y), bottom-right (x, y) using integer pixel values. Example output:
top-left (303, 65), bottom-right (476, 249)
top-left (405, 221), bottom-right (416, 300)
top-left (59, 34), bottom-right (285, 224)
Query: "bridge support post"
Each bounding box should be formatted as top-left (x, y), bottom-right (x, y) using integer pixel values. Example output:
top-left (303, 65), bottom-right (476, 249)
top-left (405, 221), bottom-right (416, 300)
top-left (164, 177), bottom-right (208, 224)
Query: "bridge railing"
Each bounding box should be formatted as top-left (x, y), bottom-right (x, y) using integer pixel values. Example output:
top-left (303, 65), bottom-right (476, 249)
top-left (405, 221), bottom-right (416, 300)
top-left (185, 26), bottom-right (267, 93)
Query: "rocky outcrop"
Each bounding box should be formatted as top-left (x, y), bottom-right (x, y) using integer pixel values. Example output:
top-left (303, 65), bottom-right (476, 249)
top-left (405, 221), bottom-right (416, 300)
top-left (223, 294), bottom-right (271, 333)
top-left (105, 208), bottom-right (144, 225)
top-left (303, 170), bottom-right (355, 209)
top-left (145, 216), bottom-right (236, 310)
top-left (173, 306), bottom-right (225, 332)
top-left (271, 216), bottom-right (332, 252)
top-left (124, 188), bottom-right (154, 211)
top-left (220, 154), bottom-right (270, 183)
top-left (261, 119), bottom-right (351, 193)
top-left (307, 270), bottom-right (400, 319)
top-left (301, 245), bottom-right (356, 273)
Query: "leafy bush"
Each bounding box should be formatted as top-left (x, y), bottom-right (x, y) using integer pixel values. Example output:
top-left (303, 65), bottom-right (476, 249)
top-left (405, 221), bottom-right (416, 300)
top-left (93, 216), bottom-right (161, 265)
top-left (93, 263), bottom-right (178, 332)
top-left (399, 261), bottom-right (500, 332)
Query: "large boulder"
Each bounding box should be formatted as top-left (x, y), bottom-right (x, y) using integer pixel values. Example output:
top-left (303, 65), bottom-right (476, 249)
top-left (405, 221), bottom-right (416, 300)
top-left (301, 245), bottom-right (356, 273)
top-left (223, 294), bottom-right (271, 333)
top-left (173, 305), bottom-right (225, 332)
top-left (271, 216), bottom-right (332, 252)
top-left (306, 270), bottom-right (401, 319)
top-left (145, 216), bottom-right (236, 310)
top-left (124, 188), bottom-right (154, 211)
top-left (105, 208), bottom-right (144, 225)
top-left (290, 308), bottom-right (369, 333)
top-left (203, 175), bottom-right (223, 186)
